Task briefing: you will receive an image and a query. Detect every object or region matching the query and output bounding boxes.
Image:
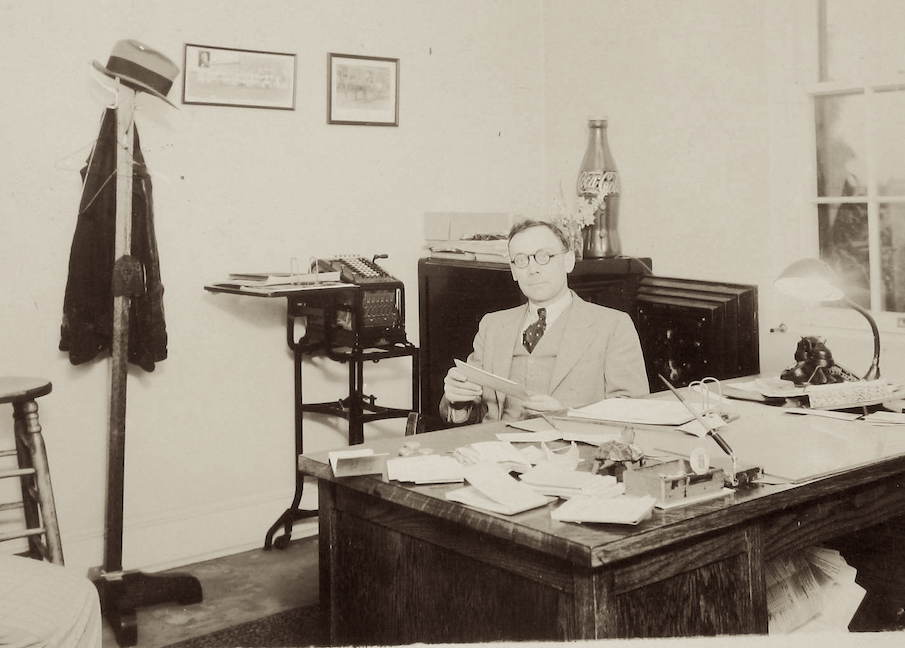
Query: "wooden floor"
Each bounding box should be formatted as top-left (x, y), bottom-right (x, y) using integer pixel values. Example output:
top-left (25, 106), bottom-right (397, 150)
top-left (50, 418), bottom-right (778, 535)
top-left (100, 535), bottom-right (319, 648)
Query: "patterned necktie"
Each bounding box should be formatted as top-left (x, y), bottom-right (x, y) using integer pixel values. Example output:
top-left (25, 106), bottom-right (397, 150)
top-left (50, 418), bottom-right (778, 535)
top-left (522, 307), bottom-right (547, 353)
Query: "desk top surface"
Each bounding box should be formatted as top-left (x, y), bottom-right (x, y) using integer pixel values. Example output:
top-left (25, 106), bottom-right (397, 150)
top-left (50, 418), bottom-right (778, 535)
top-left (300, 394), bottom-right (905, 568)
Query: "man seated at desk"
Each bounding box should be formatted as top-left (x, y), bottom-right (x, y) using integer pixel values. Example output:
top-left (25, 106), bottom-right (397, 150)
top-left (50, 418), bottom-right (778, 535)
top-left (440, 219), bottom-right (648, 424)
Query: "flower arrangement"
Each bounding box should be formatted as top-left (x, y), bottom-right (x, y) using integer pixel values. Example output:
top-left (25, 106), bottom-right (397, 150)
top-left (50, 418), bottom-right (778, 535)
top-left (550, 184), bottom-right (601, 259)
top-left (550, 184), bottom-right (598, 232)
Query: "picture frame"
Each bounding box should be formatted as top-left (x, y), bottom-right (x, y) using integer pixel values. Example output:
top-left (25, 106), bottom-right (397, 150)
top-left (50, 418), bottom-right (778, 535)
top-left (328, 53), bottom-right (399, 126)
top-left (182, 44), bottom-right (296, 110)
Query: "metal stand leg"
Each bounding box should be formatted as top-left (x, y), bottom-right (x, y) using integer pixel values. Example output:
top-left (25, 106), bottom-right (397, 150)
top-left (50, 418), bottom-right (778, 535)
top-left (348, 357), bottom-right (365, 446)
top-left (264, 347), bottom-right (317, 550)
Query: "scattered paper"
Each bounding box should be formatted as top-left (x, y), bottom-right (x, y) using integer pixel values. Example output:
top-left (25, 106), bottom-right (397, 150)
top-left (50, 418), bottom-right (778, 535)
top-left (386, 455), bottom-right (465, 484)
top-left (454, 359), bottom-right (529, 399)
top-left (540, 441), bottom-right (580, 469)
top-left (863, 411), bottom-right (905, 425)
top-left (755, 378), bottom-right (807, 399)
top-left (519, 463), bottom-right (620, 499)
top-left (454, 440), bottom-right (540, 472)
top-left (551, 494), bottom-right (656, 525)
top-left (445, 463), bottom-right (553, 515)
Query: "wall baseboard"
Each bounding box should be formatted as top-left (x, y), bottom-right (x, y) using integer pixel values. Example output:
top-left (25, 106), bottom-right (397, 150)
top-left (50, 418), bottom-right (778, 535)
top-left (61, 479), bottom-right (319, 574)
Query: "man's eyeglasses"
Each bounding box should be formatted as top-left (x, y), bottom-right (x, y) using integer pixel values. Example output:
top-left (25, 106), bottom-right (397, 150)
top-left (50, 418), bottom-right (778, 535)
top-left (509, 249), bottom-right (567, 269)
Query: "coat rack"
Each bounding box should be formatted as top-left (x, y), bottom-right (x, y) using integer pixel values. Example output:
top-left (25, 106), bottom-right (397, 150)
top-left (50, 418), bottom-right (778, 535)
top-left (90, 81), bottom-right (202, 648)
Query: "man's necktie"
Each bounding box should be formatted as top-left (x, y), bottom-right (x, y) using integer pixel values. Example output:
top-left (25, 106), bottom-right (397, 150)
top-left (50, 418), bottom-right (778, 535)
top-left (522, 307), bottom-right (547, 353)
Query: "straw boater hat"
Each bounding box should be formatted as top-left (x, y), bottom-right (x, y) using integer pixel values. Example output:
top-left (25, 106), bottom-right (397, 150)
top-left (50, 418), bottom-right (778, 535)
top-left (93, 39), bottom-right (180, 107)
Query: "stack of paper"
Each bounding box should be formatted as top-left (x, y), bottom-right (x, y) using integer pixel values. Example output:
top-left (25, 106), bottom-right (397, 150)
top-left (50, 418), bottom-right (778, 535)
top-left (798, 548), bottom-right (866, 633)
top-left (551, 493), bottom-right (655, 525)
top-left (386, 455), bottom-right (465, 484)
top-left (766, 553), bottom-right (825, 633)
top-left (446, 463), bottom-right (553, 515)
top-left (766, 547), bottom-right (865, 634)
top-left (228, 270), bottom-right (342, 285)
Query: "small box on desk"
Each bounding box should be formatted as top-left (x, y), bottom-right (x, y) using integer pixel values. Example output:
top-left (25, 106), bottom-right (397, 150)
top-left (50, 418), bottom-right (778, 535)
top-left (624, 459), bottom-right (725, 507)
top-left (328, 449), bottom-right (388, 477)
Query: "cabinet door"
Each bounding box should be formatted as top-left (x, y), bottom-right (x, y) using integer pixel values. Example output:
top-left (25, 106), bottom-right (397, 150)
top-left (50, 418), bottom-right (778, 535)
top-left (419, 261), bottom-right (522, 428)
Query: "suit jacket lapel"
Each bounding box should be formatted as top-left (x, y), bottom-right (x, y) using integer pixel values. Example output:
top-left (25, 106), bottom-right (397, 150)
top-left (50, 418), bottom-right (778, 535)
top-left (549, 297), bottom-right (594, 393)
top-left (492, 305), bottom-right (527, 412)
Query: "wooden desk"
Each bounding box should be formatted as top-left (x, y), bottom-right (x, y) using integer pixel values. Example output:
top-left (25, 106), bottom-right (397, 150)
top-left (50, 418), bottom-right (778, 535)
top-left (300, 400), bottom-right (905, 642)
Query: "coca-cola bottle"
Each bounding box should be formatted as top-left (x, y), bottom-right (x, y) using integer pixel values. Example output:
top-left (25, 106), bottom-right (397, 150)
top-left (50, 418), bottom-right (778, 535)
top-left (576, 119), bottom-right (621, 258)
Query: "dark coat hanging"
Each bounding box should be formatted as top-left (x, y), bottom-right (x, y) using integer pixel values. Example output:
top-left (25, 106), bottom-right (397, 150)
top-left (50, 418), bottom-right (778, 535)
top-left (59, 108), bottom-right (167, 371)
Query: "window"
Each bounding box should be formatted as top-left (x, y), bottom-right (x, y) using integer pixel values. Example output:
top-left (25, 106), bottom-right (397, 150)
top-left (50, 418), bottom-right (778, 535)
top-left (812, 0), bottom-right (905, 313)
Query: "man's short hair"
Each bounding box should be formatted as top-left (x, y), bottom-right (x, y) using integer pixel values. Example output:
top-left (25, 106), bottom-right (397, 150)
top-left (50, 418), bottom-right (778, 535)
top-left (508, 219), bottom-right (571, 251)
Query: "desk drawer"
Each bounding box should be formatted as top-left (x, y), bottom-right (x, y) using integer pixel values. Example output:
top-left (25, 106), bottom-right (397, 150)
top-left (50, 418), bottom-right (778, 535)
top-left (761, 473), bottom-right (905, 561)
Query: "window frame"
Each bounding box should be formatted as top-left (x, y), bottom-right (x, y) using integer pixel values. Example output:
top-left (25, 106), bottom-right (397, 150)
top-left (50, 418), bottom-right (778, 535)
top-left (792, 0), bottom-right (905, 334)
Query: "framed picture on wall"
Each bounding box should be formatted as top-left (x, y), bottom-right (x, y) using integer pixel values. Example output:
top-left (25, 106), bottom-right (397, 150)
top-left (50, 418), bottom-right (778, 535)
top-left (328, 53), bottom-right (399, 126)
top-left (182, 44), bottom-right (296, 109)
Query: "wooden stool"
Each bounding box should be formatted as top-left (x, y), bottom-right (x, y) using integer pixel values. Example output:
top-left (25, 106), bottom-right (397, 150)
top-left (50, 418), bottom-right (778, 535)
top-left (0, 377), bottom-right (63, 564)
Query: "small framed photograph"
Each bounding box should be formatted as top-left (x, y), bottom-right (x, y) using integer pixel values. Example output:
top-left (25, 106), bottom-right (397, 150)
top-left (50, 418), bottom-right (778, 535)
top-left (328, 53), bottom-right (399, 126)
top-left (182, 44), bottom-right (296, 110)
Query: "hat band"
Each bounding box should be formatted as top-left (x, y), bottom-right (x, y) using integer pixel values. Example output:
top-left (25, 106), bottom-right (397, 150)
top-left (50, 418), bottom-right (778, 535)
top-left (106, 55), bottom-right (173, 97)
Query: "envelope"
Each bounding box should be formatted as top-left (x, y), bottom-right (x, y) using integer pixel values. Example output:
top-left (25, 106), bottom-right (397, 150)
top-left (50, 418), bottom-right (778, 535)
top-left (454, 359), bottom-right (529, 399)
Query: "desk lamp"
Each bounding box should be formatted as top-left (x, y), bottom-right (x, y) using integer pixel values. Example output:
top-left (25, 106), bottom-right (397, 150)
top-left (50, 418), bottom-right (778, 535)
top-left (774, 258), bottom-right (880, 381)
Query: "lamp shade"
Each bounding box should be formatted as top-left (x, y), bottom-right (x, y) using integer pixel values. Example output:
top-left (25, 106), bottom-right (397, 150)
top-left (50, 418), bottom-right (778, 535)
top-left (774, 258), bottom-right (845, 303)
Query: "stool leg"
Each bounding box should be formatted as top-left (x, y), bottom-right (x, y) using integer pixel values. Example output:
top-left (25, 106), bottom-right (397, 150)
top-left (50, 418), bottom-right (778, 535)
top-left (13, 414), bottom-right (41, 560)
top-left (13, 399), bottom-right (63, 565)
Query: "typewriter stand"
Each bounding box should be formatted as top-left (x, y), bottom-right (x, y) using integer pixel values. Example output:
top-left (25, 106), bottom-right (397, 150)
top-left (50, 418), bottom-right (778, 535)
top-left (264, 289), bottom-right (419, 550)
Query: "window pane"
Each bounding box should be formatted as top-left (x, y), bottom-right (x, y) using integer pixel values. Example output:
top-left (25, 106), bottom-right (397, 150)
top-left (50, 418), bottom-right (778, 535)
top-left (881, 203), bottom-right (905, 311)
top-left (815, 94), bottom-right (866, 197)
top-left (875, 90), bottom-right (905, 196)
top-left (818, 202), bottom-right (871, 308)
top-left (821, 0), bottom-right (905, 82)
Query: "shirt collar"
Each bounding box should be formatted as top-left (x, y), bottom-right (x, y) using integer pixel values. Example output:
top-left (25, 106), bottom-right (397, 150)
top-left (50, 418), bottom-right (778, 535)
top-left (527, 289), bottom-right (573, 324)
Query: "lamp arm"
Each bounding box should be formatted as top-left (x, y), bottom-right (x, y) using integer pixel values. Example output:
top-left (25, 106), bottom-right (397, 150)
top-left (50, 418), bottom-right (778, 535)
top-left (843, 297), bottom-right (881, 380)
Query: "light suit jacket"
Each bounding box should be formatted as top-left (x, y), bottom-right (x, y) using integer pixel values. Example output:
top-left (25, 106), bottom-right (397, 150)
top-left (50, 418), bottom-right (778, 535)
top-left (439, 293), bottom-right (649, 424)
